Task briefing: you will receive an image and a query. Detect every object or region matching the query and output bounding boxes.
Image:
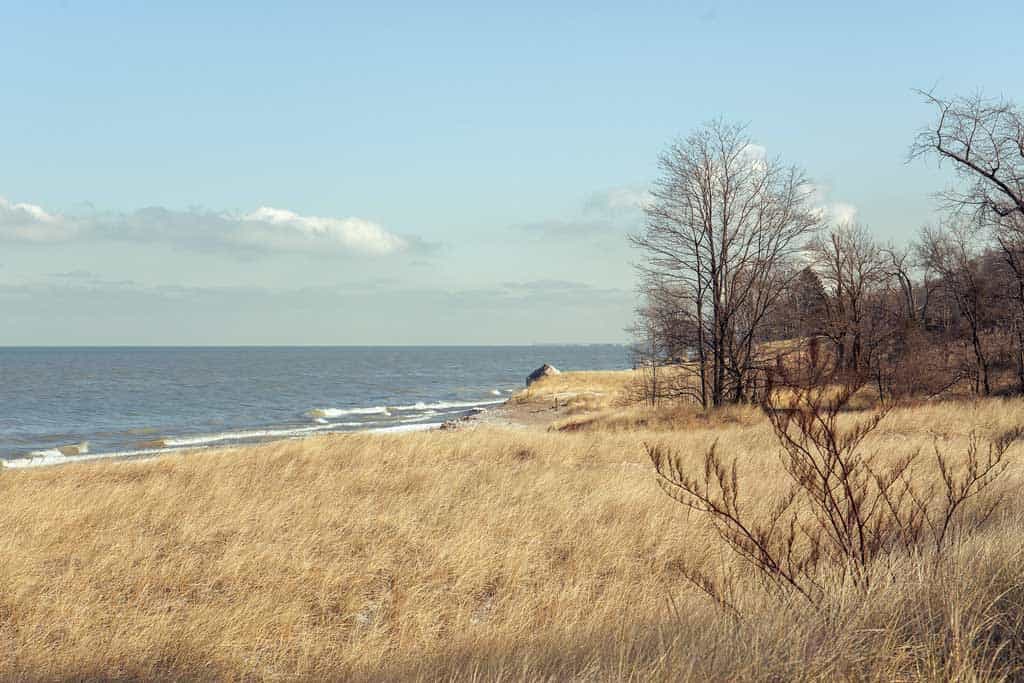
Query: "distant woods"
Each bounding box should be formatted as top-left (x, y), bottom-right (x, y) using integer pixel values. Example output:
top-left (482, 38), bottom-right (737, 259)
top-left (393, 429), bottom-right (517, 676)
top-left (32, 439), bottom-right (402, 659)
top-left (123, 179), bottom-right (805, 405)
top-left (631, 93), bottom-right (1024, 405)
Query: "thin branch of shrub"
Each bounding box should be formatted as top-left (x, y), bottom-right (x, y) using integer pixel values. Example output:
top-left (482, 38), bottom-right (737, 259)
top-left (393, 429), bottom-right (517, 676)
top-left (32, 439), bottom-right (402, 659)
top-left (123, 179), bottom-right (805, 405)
top-left (649, 368), bottom-right (1018, 611)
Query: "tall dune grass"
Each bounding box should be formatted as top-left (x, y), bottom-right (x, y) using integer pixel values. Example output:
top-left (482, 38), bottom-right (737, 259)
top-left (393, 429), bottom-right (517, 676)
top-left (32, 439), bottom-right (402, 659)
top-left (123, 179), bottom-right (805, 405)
top-left (1, 396), bottom-right (1024, 680)
top-left (512, 369), bottom-right (637, 413)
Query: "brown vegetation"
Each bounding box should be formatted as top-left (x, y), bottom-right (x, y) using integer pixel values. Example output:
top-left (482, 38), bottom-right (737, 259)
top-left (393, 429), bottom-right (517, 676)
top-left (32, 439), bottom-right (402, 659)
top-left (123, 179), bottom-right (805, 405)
top-left (632, 94), bottom-right (1024, 407)
top-left (2, 376), bottom-right (1024, 680)
top-left (511, 369), bottom-right (636, 413)
top-left (651, 378), bottom-right (1018, 611)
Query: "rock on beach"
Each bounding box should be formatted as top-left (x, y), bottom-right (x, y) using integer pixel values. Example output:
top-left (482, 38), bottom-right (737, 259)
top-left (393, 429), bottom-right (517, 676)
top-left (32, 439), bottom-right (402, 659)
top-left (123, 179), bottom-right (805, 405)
top-left (526, 364), bottom-right (560, 386)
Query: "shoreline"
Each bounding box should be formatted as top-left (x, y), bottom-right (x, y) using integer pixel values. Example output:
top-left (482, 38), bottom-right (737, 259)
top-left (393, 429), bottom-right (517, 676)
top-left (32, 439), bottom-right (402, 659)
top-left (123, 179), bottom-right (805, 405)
top-left (442, 397), bottom-right (571, 431)
top-left (2, 398), bottom-right (557, 470)
top-left (1, 347), bottom-right (631, 470)
top-left (3, 368), bottom-right (626, 469)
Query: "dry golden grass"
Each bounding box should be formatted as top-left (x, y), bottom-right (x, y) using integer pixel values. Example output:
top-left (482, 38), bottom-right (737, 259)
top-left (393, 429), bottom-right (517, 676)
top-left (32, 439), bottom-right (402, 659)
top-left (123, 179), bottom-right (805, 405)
top-left (511, 369), bottom-right (637, 413)
top-left (3, 384), bottom-right (1024, 680)
top-left (767, 381), bottom-right (883, 411)
top-left (552, 402), bottom-right (764, 433)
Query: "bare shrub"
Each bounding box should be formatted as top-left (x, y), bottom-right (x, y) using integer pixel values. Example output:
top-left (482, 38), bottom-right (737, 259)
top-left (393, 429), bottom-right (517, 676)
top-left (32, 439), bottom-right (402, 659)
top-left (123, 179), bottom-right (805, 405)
top-left (648, 377), bottom-right (1018, 610)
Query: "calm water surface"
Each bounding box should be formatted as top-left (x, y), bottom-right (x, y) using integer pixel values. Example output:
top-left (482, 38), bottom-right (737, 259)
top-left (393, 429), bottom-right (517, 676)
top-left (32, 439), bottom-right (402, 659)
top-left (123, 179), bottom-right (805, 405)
top-left (0, 345), bottom-right (629, 467)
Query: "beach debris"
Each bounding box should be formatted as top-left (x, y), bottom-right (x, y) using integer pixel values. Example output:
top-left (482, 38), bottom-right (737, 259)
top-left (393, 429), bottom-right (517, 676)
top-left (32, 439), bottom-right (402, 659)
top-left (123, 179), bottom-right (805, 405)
top-left (439, 413), bottom-right (478, 431)
top-left (526, 363), bottom-right (560, 386)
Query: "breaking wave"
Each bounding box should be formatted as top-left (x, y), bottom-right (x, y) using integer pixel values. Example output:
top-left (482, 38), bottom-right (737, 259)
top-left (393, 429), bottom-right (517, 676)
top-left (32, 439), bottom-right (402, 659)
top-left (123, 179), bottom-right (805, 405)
top-left (4, 445), bottom-right (201, 469)
top-left (307, 406), bottom-right (391, 419)
top-left (390, 398), bottom-right (504, 412)
top-left (6, 392), bottom-right (505, 469)
top-left (368, 423), bottom-right (439, 434)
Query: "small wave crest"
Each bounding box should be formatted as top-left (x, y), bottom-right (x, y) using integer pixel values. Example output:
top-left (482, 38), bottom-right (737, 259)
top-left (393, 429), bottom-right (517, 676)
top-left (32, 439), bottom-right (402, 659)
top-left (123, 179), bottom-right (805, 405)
top-left (391, 398), bottom-right (504, 412)
top-left (4, 445), bottom-right (198, 469)
top-left (164, 423), bottom-right (336, 447)
top-left (369, 423), bottom-right (439, 434)
top-left (307, 406), bottom-right (391, 419)
top-left (7, 393), bottom-right (502, 468)
top-left (398, 411), bottom-right (442, 424)
top-left (308, 398), bottom-right (503, 420)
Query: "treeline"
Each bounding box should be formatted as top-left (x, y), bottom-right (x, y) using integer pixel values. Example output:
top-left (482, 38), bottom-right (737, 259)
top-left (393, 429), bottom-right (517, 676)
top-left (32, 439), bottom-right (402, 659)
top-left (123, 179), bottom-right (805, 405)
top-left (632, 91), bottom-right (1024, 407)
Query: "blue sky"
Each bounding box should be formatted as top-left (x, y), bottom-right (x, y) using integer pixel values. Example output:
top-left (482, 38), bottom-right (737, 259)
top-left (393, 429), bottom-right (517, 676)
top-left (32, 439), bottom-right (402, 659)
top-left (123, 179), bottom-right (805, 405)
top-left (1, 1), bottom-right (1021, 344)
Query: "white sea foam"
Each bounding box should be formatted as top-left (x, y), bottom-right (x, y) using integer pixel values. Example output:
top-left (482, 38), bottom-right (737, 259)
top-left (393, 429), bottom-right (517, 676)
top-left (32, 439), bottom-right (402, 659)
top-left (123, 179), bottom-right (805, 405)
top-left (490, 389), bottom-right (502, 396)
top-left (307, 398), bottom-right (503, 421)
top-left (369, 423), bottom-right (439, 434)
top-left (164, 423), bottom-right (336, 447)
top-left (307, 406), bottom-right (391, 419)
top-left (391, 399), bottom-right (505, 412)
top-left (399, 412), bottom-right (440, 424)
top-left (6, 396), bottom-right (492, 469)
top-left (4, 445), bottom-right (196, 469)
top-left (3, 420), bottom-right (360, 468)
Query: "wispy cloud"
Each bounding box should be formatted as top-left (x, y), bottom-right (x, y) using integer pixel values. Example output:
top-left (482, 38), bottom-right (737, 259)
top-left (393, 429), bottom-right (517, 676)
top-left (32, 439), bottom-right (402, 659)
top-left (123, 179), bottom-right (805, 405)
top-left (237, 207), bottom-right (407, 254)
top-left (583, 186), bottom-right (652, 215)
top-left (515, 185), bottom-right (650, 239)
top-left (822, 201), bottom-right (858, 226)
top-left (0, 196), bottom-right (79, 242)
top-left (2, 278), bottom-right (628, 306)
top-left (806, 183), bottom-right (858, 227)
top-left (515, 218), bottom-right (613, 237)
top-left (740, 143), bottom-right (768, 163)
top-left (0, 278), bottom-right (632, 344)
top-left (48, 269), bottom-right (98, 280)
top-left (0, 195), bottom-right (414, 256)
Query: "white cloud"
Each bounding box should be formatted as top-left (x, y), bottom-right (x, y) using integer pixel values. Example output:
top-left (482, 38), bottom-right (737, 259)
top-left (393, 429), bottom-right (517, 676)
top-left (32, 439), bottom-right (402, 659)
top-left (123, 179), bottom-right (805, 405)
top-left (740, 143), bottom-right (768, 162)
top-left (804, 183), bottom-right (858, 227)
top-left (240, 207), bottom-right (406, 254)
top-left (824, 201), bottom-right (858, 226)
top-left (584, 186), bottom-right (653, 215)
top-left (0, 196), bottom-right (78, 242)
top-left (515, 185), bottom-right (651, 238)
top-left (0, 196), bottom-right (410, 255)
top-left (738, 143), bottom-right (771, 173)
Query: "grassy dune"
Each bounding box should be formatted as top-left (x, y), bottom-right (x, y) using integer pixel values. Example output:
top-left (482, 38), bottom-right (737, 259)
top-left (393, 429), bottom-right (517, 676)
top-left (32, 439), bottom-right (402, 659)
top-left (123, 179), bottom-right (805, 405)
top-left (515, 368), bottom-right (652, 411)
top-left (2, 374), bottom-right (1024, 680)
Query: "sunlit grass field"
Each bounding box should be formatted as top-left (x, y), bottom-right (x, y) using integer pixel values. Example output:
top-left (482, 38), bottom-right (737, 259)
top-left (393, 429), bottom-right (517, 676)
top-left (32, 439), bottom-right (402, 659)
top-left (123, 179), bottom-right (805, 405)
top-left (2, 372), bottom-right (1024, 680)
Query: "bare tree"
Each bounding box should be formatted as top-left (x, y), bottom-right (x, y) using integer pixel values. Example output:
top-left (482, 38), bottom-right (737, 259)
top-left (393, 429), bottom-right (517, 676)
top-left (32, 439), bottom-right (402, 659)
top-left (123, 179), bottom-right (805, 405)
top-left (992, 215), bottom-right (1024, 393)
top-left (810, 224), bottom-right (889, 373)
top-left (630, 280), bottom-right (704, 405)
top-left (769, 266), bottom-right (829, 341)
top-left (883, 243), bottom-right (933, 325)
top-left (911, 91), bottom-right (1024, 223)
top-left (913, 92), bottom-right (1024, 392)
top-left (917, 223), bottom-right (997, 395)
top-left (632, 120), bottom-right (821, 407)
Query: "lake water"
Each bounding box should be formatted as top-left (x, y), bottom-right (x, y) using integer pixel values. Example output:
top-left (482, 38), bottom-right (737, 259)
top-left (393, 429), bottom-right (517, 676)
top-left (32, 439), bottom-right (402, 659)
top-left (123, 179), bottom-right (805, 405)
top-left (0, 345), bottom-right (630, 467)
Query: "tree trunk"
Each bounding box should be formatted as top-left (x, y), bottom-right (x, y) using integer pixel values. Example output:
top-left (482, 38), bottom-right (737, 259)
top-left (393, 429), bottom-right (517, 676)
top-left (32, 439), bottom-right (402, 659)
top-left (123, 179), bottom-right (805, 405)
top-left (970, 324), bottom-right (991, 396)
